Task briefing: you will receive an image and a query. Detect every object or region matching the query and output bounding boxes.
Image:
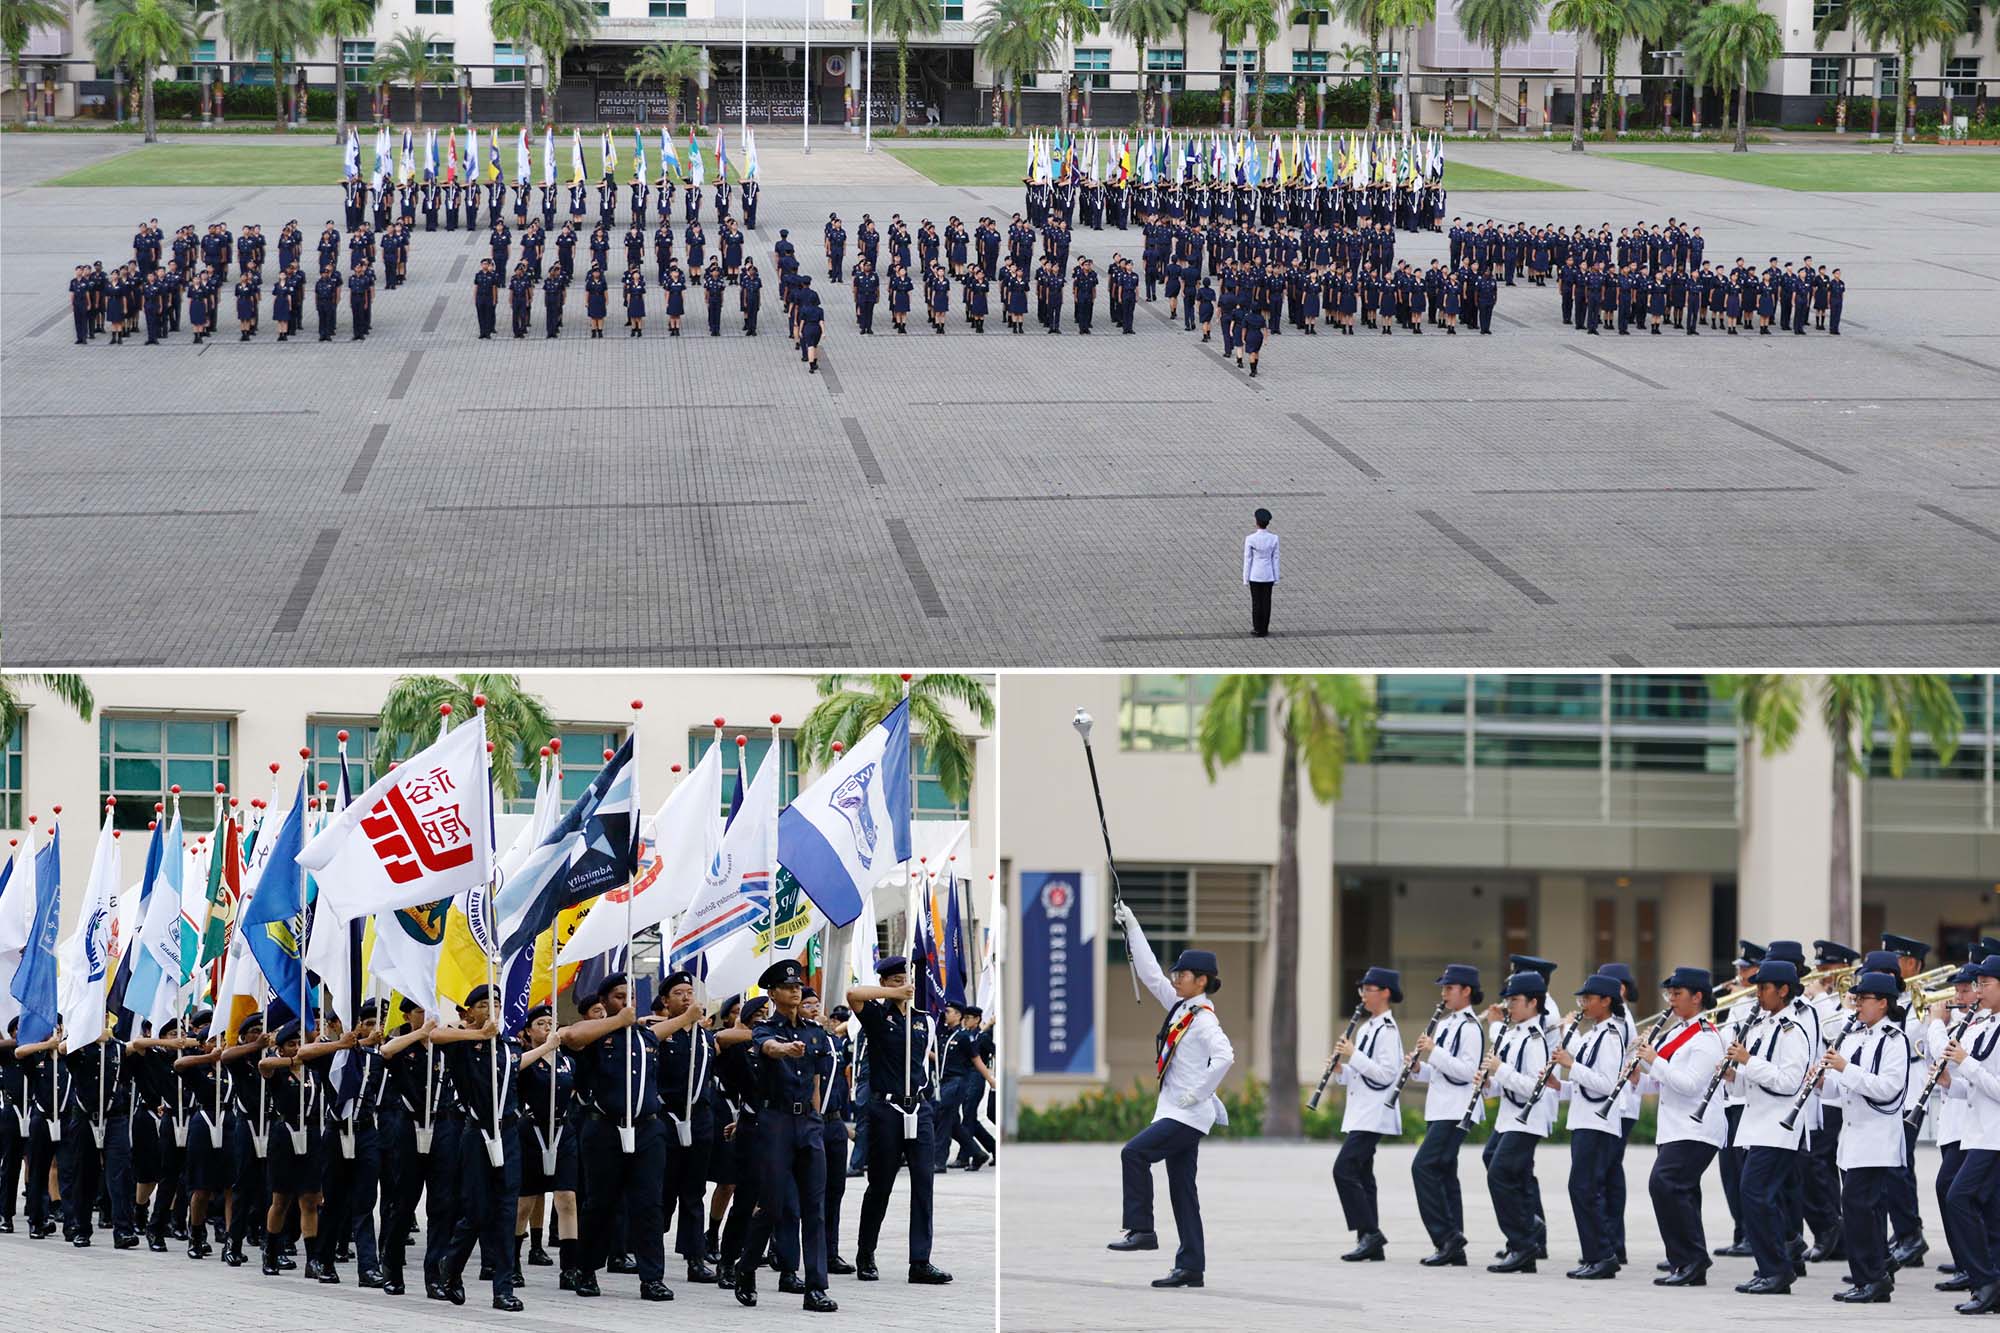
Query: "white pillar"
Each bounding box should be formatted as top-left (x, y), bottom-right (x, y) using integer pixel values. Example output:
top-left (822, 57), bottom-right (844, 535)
top-left (1737, 698), bottom-right (1853, 946)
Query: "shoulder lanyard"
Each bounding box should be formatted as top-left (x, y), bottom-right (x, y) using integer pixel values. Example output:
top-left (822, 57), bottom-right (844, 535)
top-left (1156, 1001), bottom-right (1212, 1085)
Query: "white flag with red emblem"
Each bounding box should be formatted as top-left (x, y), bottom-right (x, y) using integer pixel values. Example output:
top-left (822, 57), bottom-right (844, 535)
top-left (298, 715), bottom-right (493, 921)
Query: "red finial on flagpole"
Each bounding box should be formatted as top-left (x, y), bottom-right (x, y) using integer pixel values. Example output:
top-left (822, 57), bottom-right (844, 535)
top-left (900, 673), bottom-right (912, 682)
top-left (317, 781), bottom-right (329, 793)
top-left (671, 764), bottom-right (682, 774)
top-left (712, 717), bottom-right (725, 728)
top-left (630, 700), bottom-right (643, 712)
top-left (473, 694), bottom-right (487, 709)
top-left (439, 703), bottom-right (453, 717)
top-left (270, 762), bottom-right (281, 774)
top-left (486, 742), bottom-right (495, 754)
top-left (299, 747), bottom-right (311, 761)
top-left (540, 746), bottom-right (551, 758)
top-left (26, 815), bottom-right (36, 826)
top-left (831, 741), bottom-right (844, 754)
top-left (149, 822), bottom-right (157, 831)
top-left (549, 738), bottom-right (563, 754)
top-left (155, 802), bottom-right (165, 813)
top-left (769, 713), bottom-right (782, 725)
top-left (336, 730), bottom-right (349, 743)
top-left (735, 735), bottom-right (747, 748)
top-left (50, 806), bottom-right (60, 816)
top-left (214, 783), bottom-right (226, 794)
top-left (170, 784), bottom-right (182, 795)
top-left (113, 830), bottom-right (121, 839)
top-left (601, 749), bottom-right (613, 761)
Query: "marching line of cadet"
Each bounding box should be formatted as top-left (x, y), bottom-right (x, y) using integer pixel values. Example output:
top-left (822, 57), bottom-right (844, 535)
top-left (0, 955), bottom-right (996, 1315)
top-left (1109, 913), bottom-right (2000, 1312)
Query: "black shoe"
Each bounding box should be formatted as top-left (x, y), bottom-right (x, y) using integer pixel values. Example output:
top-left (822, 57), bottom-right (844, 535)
top-left (1737, 1275), bottom-right (1793, 1294)
top-left (571, 1275), bottom-right (600, 1298)
top-left (1107, 1230), bottom-right (1159, 1252)
top-left (1341, 1231), bottom-right (1386, 1262)
top-left (1655, 1265), bottom-right (1708, 1287)
top-left (263, 1251), bottom-right (283, 1276)
top-left (640, 1279), bottom-right (673, 1301)
top-left (804, 1289), bottom-right (838, 1312)
top-left (1151, 1268), bottom-right (1204, 1288)
top-left (1420, 1239), bottom-right (1468, 1268)
top-left (1656, 1260), bottom-right (1675, 1272)
top-left (1891, 1239), bottom-right (1928, 1268)
top-left (1488, 1250), bottom-right (1537, 1274)
top-left (146, 1232), bottom-right (168, 1252)
top-left (1942, 1262), bottom-right (1963, 1275)
top-left (478, 1263), bottom-right (495, 1282)
top-left (1715, 1241), bottom-right (1754, 1258)
top-left (223, 1241), bottom-right (246, 1267)
top-left (493, 1294), bottom-right (524, 1312)
top-left (275, 1253), bottom-right (297, 1270)
top-left (334, 1242), bottom-right (354, 1263)
top-left (780, 1273), bottom-right (808, 1294)
top-left (447, 1282), bottom-right (467, 1305)
top-left (606, 1254), bottom-right (638, 1275)
top-left (1956, 1281), bottom-right (2000, 1314)
top-left (1938, 1274), bottom-right (1975, 1292)
top-left (1833, 1281), bottom-right (1889, 1303)
top-left (909, 1262), bottom-right (953, 1284)
top-left (319, 1264), bottom-right (342, 1284)
top-left (686, 1261), bottom-right (718, 1284)
top-left (527, 1242), bottom-right (552, 1268)
top-left (735, 1276), bottom-right (758, 1307)
top-left (558, 1267), bottom-right (577, 1291)
top-left (1805, 1240), bottom-right (1844, 1264)
top-left (381, 1276), bottom-right (406, 1296)
top-left (1570, 1260), bottom-right (1619, 1280)
top-left (114, 1232), bottom-right (140, 1250)
top-left (359, 1269), bottom-right (386, 1289)
top-left (827, 1255), bottom-right (855, 1275)
top-left (855, 1258), bottom-right (879, 1282)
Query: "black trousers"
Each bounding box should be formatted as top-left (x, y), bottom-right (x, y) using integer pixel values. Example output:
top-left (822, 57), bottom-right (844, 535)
top-left (25, 1114), bottom-right (58, 1230)
top-left (1120, 1117), bottom-right (1205, 1275)
top-left (1568, 1130), bottom-right (1621, 1264)
top-left (719, 1113), bottom-right (761, 1270)
top-left (1801, 1107), bottom-right (1842, 1246)
top-left (1718, 1103), bottom-right (1745, 1242)
top-left (857, 1100), bottom-right (935, 1264)
top-left (1938, 1140), bottom-right (1966, 1266)
top-left (1607, 1117), bottom-right (1632, 1254)
top-left (1650, 1139), bottom-right (1718, 1271)
top-left (743, 1109), bottom-right (827, 1289)
top-left (0, 1108), bottom-right (21, 1220)
top-left (661, 1111), bottom-right (712, 1261)
top-left (1739, 1146), bottom-right (1798, 1281)
top-left (1248, 580), bottom-right (1274, 636)
top-left (323, 1120), bottom-right (380, 1271)
top-left (821, 1117), bottom-right (849, 1255)
top-left (579, 1115), bottom-right (667, 1281)
top-left (1332, 1130), bottom-right (1382, 1233)
top-left (446, 1127), bottom-right (521, 1297)
top-left (1486, 1131), bottom-right (1542, 1252)
top-left (146, 1117), bottom-right (185, 1240)
top-left (1885, 1117), bottom-right (1923, 1245)
top-left (1843, 1163), bottom-right (1891, 1286)
top-left (1946, 1147), bottom-right (1999, 1287)
top-left (59, 1114), bottom-right (133, 1239)
top-left (1411, 1120), bottom-right (1467, 1247)
top-left (421, 1118), bottom-right (462, 1283)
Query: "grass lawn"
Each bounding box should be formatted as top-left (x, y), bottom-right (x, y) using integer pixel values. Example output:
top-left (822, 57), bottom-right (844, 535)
top-left (1602, 150), bottom-right (2000, 192)
top-left (882, 142), bottom-right (1569, 191)
top-left (46, 141), bottom-right (746, 187)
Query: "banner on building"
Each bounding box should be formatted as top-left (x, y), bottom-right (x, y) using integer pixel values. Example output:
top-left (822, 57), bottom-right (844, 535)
top-left (1018, 871), bottom-right (1094, 1077)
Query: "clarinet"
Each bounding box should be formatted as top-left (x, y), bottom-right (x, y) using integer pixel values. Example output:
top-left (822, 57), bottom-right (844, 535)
top-left (1459, 1017), bottom-right (1515, 1132)
top-left (1781, 1014), bottom-right (1863, 1133)
top-left (1521, 1013), bottom-right (1582, 1117)
top-left (1693, 1009), bottom-right (1767, 1123)
top-left (1906, 1007), bottom-right (1989, 1128)
top-left (1598, 1012), bottom-right (1674, 1120)
top-left (1306, 1004), bottom-right (1368, 1112)
top-left (1384, 1002), bottom-right (1449, 1106)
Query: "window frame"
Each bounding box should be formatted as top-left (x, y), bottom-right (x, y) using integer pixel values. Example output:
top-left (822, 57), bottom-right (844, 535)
top-left (99, 714), bottom-right (234, 834)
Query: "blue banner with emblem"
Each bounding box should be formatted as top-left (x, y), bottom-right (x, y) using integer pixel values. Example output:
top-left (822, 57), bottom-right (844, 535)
top-left (1019, 871), bottom-right (1094, 1076)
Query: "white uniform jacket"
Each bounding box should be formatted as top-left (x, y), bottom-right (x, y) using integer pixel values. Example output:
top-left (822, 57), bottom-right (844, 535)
top-left (1821, 1017), bottom-right (1912, 1169)
top-left (1125, 917), bottom-right (1235, 1134)
top-left (1416, 1007), bottom-right (1485, 1126)
top-left (1338, 1010), bottom-right (1405, 1137)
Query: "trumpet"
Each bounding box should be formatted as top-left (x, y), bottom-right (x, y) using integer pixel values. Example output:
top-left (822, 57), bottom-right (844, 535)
top-left (1903, 963), bottom-right (1960, 1001)
top-left (1798, 962), bottom-right (1860, 992)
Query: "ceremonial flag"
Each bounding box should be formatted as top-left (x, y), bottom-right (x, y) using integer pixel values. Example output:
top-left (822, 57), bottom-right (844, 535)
top-left (1025, 131), bottom-right (1038, 181)
top-left (633, 126), bottom-right (646, 182)
top-left (569, 129), bottom-right (585, 185)
top-left (542, 125), bottom-right (556, 186)
top-left (0, 844), bottom-right (30, 1027)
top-left (125, 808), bottom-right (181, 1026)
top-left (400, 127), bottom-right (415, 183)
top-left (492, 737), bottom-right (639, 960)
top-left (560, 740), bottom-right (722, 964)
top-left (304, 762), bottom-right (365, 1028)
top-left (974, 898), bottom-right (1001, 1015)
top-left (661, 125), bottom-right (681, 179)
top-left (370, 898), bottom-right (448, 1018)
top-left (11, 830), bottom-right (63, 1044)
top-left (940, 868), bottom-right (967, 1006)
top-left (198, 810), bottom-right (239, 971)
top-left (297, 714), bottom-right (493, 922)
top-left (715, 128), bottom-right (729, 182)
top-left (516, 126), bottom-right (531, 183)
top-left (446, 129), bottom-right (459, 183)
top-left (240, 780), bottom-right (310, 1023)
top-left (54, 812), bottom-right (120, 1045)
top-left (600, 128), bottom-right (617, 179)
top-left (777, 699), bottom-right (912, 930)
top-left (425, 129), bottom-right (439, 182)
top-left (468, 127), bottom-right (481, 185)
top-left (744, 129), bottom-right (759, 181)
top-left (437, 755), bottom-right (552, 1011)
top-left (688, 130), bottom-right (704, 188)
top-left (343, 128), bottom-right (360, 179)
top-left (669, 751), bottom-right (776, 969)
top-left (488, 132), bottom-right (502, 183)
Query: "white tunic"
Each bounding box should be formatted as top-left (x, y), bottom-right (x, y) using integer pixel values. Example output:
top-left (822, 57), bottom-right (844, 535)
top-left (1944, 1012), bottom-right (2000, 1152)
top-left (1491, 1023), bottom-right (1555, 1138)
top-left (1926, 1014), bottom-right (1965, 1146)
top-left (1732, 1008), bottom-right (1812, 1151)
top-left (1337, 1010), bottom-right (1404, 1137)
top-left (1648, 1017), bottom-right (1729, 1148)
top-left (1124, 917), bottom-right (1234, 1133)
top-left (1719, 994), bottom-right (1758, 1106)
top-left (1821, 1017), bottom-right (1913, 1169)
top-left (1561, 1019), bottom-right (1627, 1137)
top-left (1415, 1007), bottom-right (1485, 1126)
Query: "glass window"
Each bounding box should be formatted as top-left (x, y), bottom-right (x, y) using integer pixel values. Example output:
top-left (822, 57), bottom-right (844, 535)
top-left (1221, 48), bottom-right (1258, 72)
top-left (1946, 56), bottom-right (1980, 97)
top-left (1108, 864), bottom-right (1266, 963)
top-left (1377, 675), bottom-right (1468, 717)
top-left (100, 715), bottom-right (232, 833)
top-left (913, 742), bottom-right (968, 819)
top-left (1, 720), bottom-right (20, 831)
top-left (306, 721), bottom-right (411, 803)
top-left (1609, 674), bottom-right (1728, 725)
top-left (1146, 47), bottom-right (1185, 92)
top-left (651, 0), bottom-right (687, 13)
top-left (687, 733), bottom-right (801, 813)
top-left (1107, 865), bottom-right (1190, 962)
top-left (1370, 730), bottom-right (1465, 765)
top-left (425, 42), bottom-right (455, 68)
top-left (1810, 57), bottom-right (1842, 96)
top-left (942, 0), bottom-right (963, 18)
top-left (493, 41), bottom-right (525, 83)
top-left (1292, 50), bottom-right (1329, 74)
top-left (1074, 47), bottom-right (1110, 90)
top-left (1811, 0), bottom-right (1838, 21)
top-left (415, 0), bottom-right (453, 12)
top-left (1119, 675), bottom-right (1267, 753)
top-left (1293, 6), bottom-right (1333, 23)
top-left (175, 38), bottom-right (217, 81)
top-left (340, 41), bottom-right (375, 83)
top-left (1877, 55), bottom-right (1900, 97)
top-left (592, 1), bottom-right (611, 14)
top-left (505, 729), bottom-right (625, 814)
top-left (1477, 674), bottom-right (1602, 721)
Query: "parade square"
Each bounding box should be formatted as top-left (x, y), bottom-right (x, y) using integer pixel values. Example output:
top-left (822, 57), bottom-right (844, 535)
top-left (4, 133), bottom-right (1998, 668)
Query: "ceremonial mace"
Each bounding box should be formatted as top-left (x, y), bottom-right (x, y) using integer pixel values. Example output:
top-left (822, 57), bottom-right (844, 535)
top-left (1074, 708), bottom-right (1141, 1004)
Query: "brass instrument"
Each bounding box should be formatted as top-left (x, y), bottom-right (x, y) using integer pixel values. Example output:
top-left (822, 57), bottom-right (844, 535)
top-left (1798, 962), bottom-right (1860, 992)
top-left (1307, 1003), bottom-right (1368, 1112)
top-left (1903, 963), bottom-right (1960, 1003)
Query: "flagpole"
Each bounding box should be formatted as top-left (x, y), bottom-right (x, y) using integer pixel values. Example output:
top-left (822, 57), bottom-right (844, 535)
top-left (622, 699), bottom-right (643, 1155)
top-left (423, 705), bottom-right (453, 1157)
top-left (765, 713), bottom-right (781, 965)
top-left (863, 0), bottom-right (873, 153)
top-left (740, 0), bottom-right (748, 152)
top-left (474, 695), bottom-right (503, 1167)
top-left (802, 0), bottom-right (812, 156)
top-left (97, 800), bottom-right (112, 1150)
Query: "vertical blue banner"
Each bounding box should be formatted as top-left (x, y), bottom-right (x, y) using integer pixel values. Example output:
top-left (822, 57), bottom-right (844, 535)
top-left (1019, 871), bottom-right (1094, 1076)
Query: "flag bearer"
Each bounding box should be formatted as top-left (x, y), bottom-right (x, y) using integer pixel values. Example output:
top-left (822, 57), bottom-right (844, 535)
top-left (652, 971), bottom-right (716, 1286)
top-left (735, 959), bottom-right (838, 1313)
top-left (515, 1004), bottom-right (579, 1286)
top-left (1333, 967), bottom-right (1404, 1263)
top-left (847, 955), bottom-right (953, 1285)
top-left (807, 992), bottom-right (857, 1272)
top-left (256, 1019), bottom-right (341, 1280)
top-left (561, 974), bottom-right (672, 1302)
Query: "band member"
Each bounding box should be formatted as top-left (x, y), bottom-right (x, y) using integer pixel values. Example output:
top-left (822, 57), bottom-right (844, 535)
top-left (1714, 939), bottom-right (1766, 1259)
top-left (1941, 954), bottom-right (2000, 1314)
top-left (1802, 939), bottom-right (1861, 1262)
top-left (1593, 963), bottom-right (1643, 1263)
top-left (1481, 970), bottom-right (1554, 1274)
top-left (1554, 973), bottom-right (1628, 1280)
top-left (1931, 944), bottom-right (1993, 1291)
top-left (1881, 932), bottom-right (1934, 1268)
top-left (1720, 959), bottom-right (1811, 1294)
top-left (1410, 964), bottom-right (1483, 1267)
top-left (1105, 900), bottom-right (1233, 1289)
top-left (1634, 966), bottom-right (1726, 1287)
top-left (1333, 967), bottom-right (1403, 1263)
top-left (1822, 970), bottom-right (1915, 1303)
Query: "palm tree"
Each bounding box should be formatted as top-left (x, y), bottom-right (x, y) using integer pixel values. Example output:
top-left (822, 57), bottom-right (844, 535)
top-left (1818, 0), bottom-right (1966, 152)
top-left (223, 0), bottom-right (316, 129)
top-left (1594, 0), bottom-right (1667, 134)
top-left (4, 0), bottom-right (69, 124)
top-left (371, 26), bottom-right (449, 133)
top-left (491, 0), bottom-right (595, 134)
top-left (870, 0), bottom-right (944, 131)
top-left (1197, 675), bottom-right (1375, 1138)
top-left (0, 671), bottom-right (95, 742)
top-left (1112, 0), bottom-right (1181, 126)
top-left (1033, 0), bottom-right (1102, 129)
top-left (372, 674), bottom-right (556, 803)
top-left (974, 0), bottom-right (1056, 130)
top-left (311, 0), bottom-right (373, 143)
top-left (1688, 0), bottom-right (1781, 149)
top-left (1380, 0), bottom-right (1434, 128)
top-left (625, 40), bottom-right (704, 128)
top-left (1715, 674), bottom-right (1962, 946)
top-left (794, 674), bottom-right (995, 808)
top-left (1549, 0), bottom-right (1613, 148)
top-left (1209, 0), bottom-right (1276, 127)
top-left (1334, 0), bottom-right (1388, 128)
top-left (1458, 0), bottom-right (1541, 136)
top-left (88, 0), bottom-right (196, 142)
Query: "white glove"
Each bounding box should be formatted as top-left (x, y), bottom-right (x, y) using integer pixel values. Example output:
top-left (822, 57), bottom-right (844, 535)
top-left (1111, 900), bottom-right (1133, 931)
top-left (1174, 1090), bottom-right (1202, 1109)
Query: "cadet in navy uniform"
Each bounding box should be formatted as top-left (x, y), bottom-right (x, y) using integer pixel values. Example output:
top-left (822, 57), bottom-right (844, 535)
top-left (0, 1020), bottom-right (25, 1232)
top-left (168, 1014), bottom-right (229, 1257)
top-left (650, 971), bottom-right (717, 1285)
top-left (1332, 968), bottom-right (1404, 1262)
top-left (560, 973), bottom-right (673, 1302)
top-left (712, 996), bottom-right (765, 1284)
top-left (1553, 973), bottom-right (1629, 1280)
top-left (739, 257), bottom-right (762, 335)
top-left (473, 258), bottom-right (499, 338)
top-left (542, 265), bottom-right (566, 338)
top-left (741, 176), bottom-right (760, 229)
top-left (703, 259), bottom-right (726, 335)
top-left (347, 261), bottom-right (373, 340)
top-left (381, 1003), bottom-right (456, 1298)
top-left (254, 1019), bottom-right (338, 1278)
top-left (1716, 959), bottom-right (1811, 1295)
top-left (1105, 902), bottom-right (1233, 1288)
top-left (69, 265), bottom-right (93, 343)
top-left (508, 262), bottom-right (534, 338)
top-left (824, 213), bottom-right (848, 281)
top-left (127, 1018), bottom-right (193, 1250)
top-left (846, 956), bottom-right (953, 1284)
top-left (1481, 970), bottom-right (1556, 1273)
top-left (808, 993), bottom-right (858, 1271)
top-left (515, 1005), bottom-right (579, 1283)
top-left (735, 959), bottom-right (839, 1312)
top-left (320, 1001), bottom-right (389, 1287)
top-left (12, 1019), bottom-right (69, 1238)
top-left (56, 1018), bottom-right (139, 1248)
top-left (1821, 970), bottom-right (1914, 1303)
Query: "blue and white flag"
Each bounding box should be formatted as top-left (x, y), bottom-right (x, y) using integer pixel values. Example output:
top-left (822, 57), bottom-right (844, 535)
top-left (493, 737), bottom-right (640, 960)
top-left (125, 808), bottom-right (182, 1027)
top-left (241, 779), bottom-right (311, 1024)
top-left (660, 125), bottom-right (680, 178)
top-left (743, 129), bottom-right (759, 181)
top-left (55, 812), bottom-right (121, 1045)
top-left (426, 129), bottom-right (440, 181)
top-left (542, 125), bottom-right (556, 186)
top-left (0, 845), bottom-right (26, 1027)
top-left (344, 128), bottom-right (360, 180)
top-left (10, 830), bottom-right (62, 1044)
top-left (400, 127), bottom-right (415, 183)
top-left (669, 750), bottom-right (775, 969)
top-left (777, 699), bottom-right (912, 929)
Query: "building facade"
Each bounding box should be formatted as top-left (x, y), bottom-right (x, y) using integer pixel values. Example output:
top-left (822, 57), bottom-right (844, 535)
top-left (1001, 672), bottom-right (2000, 1110)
